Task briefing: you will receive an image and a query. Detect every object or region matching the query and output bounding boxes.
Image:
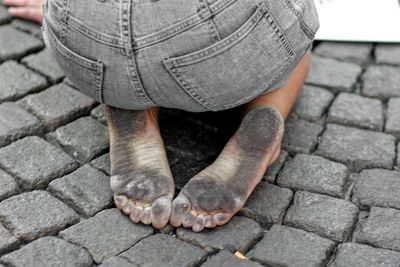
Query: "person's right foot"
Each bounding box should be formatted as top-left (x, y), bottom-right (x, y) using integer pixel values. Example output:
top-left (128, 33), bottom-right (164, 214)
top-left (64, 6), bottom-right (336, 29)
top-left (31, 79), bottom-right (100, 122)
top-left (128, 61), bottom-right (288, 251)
top-left (106, 107), bottom-right (175, 229)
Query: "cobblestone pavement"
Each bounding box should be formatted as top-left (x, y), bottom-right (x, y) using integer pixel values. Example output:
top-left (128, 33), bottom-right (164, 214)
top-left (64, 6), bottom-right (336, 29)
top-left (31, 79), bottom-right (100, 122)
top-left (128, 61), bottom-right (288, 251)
top-left (1, 5), bottom-right (400, 267)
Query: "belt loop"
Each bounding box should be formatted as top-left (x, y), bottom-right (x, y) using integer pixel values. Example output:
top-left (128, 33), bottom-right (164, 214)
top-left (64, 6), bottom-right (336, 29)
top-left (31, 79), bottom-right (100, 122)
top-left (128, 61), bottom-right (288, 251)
top-left (120, 0), bottom-right (132, 55)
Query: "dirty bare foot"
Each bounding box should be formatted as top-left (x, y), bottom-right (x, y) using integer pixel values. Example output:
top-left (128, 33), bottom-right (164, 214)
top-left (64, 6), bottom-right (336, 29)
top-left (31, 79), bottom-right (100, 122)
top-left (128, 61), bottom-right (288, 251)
top-left (107, 106), bottom-right (175, 229)
top-left (170, 106), bottom-right (284, 232)
top-left (4, 0), bottom-right (44, 24)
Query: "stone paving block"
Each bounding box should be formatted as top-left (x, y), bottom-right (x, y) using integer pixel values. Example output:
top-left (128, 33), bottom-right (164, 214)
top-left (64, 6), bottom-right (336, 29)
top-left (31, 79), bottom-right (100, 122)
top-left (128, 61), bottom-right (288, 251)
top-left (176, 216), bottom-right (262, 253)
top-left (0, 169), bottom-right (18, 201)
top-left (0, 60), bottom-right (47, 101)
top-left (59, 209), bottom-right (153, 263)
top-left (277, 154), bottom-right (349, 198)
top-left (0, 136), bottom-right (77, 190)
top-left (91, 104), bottom-right (107, 124)
top-left (0, 224), bottom-right (18, 254)
top-left (330, 242), bottom-right (400, 267)
top-left (0, 190), bottom-right (79, 241)
top-left (19, 83), bottom-right (96, 131)
top-left (99, 257), bottom-right (138, 267)
top-left (352, 169), bottom-right (400, 210)
top-left (398, 143), bottom-right (400, 167)
top-left (375, 44), bottom-right (400, 65)
top-left (262, 149), bottom-right (288, 183)
top-left (356, 206), bottom-right (400, 251)
top-left (385, 98), bottom-right (400, 138)
top-left (48, 117), bottom-right (109, 162)
top-left (292, 85), bottom-right (334, 122)
top-left (0, 236), bottom-right (93, 267)
top-left (247, 225), bottom-right (335, 267)
top-left (120, 234), bottom-right (207, 267)
top-left (284, 191), bottom-right (359, 242)
top-left (0, 102), bottom-right (42, 147)
top-left (22, 49), bottom-right (64, 83)
top-left (0, 5), bottom-right (11, 25)
top-left (362, 65), bottom-right (400, 99)
top-left (314, 42), bottom-right (373, 64)
top-left (316, 124), bottom-right (396, 171)
top-left (0, 25), bottom-right (43, 61)
top-left (327, 92), bottom-right (384, 130)
top-left (202, 250), bottom-right (262, 267)
top-left (282, 117), bottom-right (324, 154)
top-left (11, 19), bottom-right (42, 39)
top-left (306, 56), bottom-right (362, 92)
top-left (239, 182), bottom-right (293, 227)
top-left (90, 153), bottom-right (110, 175)
top-left (48, 164), bottom-right (112, 218)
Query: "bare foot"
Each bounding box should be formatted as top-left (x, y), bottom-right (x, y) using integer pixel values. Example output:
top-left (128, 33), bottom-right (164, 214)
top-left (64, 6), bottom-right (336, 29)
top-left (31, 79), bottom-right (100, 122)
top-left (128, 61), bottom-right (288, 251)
top-left (170, 106), bottom-right (284, 232)
top-left (4, 0), bottom-right (44, 24)
top-left (106, 106), bottom-right (175, 229)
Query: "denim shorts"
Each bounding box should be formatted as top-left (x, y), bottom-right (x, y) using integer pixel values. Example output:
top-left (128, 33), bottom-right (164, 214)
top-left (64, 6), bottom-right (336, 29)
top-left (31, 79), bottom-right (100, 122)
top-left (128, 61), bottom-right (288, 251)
top-left (41, 0), bottom-right (319, 112)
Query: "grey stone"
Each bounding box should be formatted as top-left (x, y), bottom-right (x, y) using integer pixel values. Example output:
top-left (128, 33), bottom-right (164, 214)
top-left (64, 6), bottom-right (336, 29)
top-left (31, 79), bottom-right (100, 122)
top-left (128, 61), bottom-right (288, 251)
top-left (90, 153), bottom-right (110, 175)
top-left (11, 19), bottom-right (42, 39)
top-left (277, 154), bottom-right (350, 198)
top-left (202, 250), bottom-right (263, 267)
top-left (292, 85), bottom-right (334, 122)
top-left (99, 257), bottom-right (138, 267)
top-left (48, 164), bottom-right (112, 218)
top-left (385, 98), bottom-right (400, 138)
top-left (0, 60), bottom-right (47, 101)
top-left (0, 25), bottom-right (43, 61)
top-left (247, 225), bottom-right (335, 267)
top-left (0, 190), bottom-right (79, 241)
top-left (398, 143), bottom-right (400, 167)
top-left (282, 117), bottom-right (324, 154)
top-left (91, 104), bottom-right (107, 124)
top-left (240, 182), bottom-right (293, 227)
top-left (22, 49), bottom-right (64, 83)
top-left (330, 242), bottom-right (400, 267)
top-left (262, 149), bottom-right (288, 183)
top-left (0, 169), bottom-right (18, 201)
top-left (48, 117), bottom-right (109, 162)
top-left (59, 209), bottom-right (153, 263)
top-left (316, 124), bottom-right (396, 171)
top-left (0, 136), bottom-right (77, 190)
top-left (314, 42), bottom-right (373, 64)
top-left (375, 44), bottom-right (400, 65)
top-left (352, 169), bottom-right (400, 210)
top-left (284, 191), bottom-right (359, 242)
top-left (0, 236), bottom-right (93, 267)
top-left (0, 224), bottom-right (18, 254)
top-left (306, 56), bottom-right (362, 92)
top-left (176, 216), bottom-right (262, 253)
top-left (0, 102), bottom-right (42, 147)
top-left (362, 65), bottom-right (400, 99)
top-left (120, 234), bottom-right (206, 267)
top-left (327, 92), bottom-right (384, 130)
top-left (19, 83), bottom-right (96, 131)
top-left (356, 206), bottom-right (400, 251)
top-left (0, 5), bottom-right (11, 25)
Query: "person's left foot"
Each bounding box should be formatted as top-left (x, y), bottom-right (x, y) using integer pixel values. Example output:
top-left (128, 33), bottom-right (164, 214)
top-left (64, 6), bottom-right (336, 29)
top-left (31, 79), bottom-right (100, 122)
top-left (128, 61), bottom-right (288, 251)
top-left (4, 0), bottom-right (44, 25)
top-left (170, 106), bottom-right (284, 232)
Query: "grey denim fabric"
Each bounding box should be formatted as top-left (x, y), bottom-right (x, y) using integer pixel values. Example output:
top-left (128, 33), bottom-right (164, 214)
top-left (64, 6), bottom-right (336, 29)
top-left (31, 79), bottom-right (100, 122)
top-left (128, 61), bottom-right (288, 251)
top-left (41, 0), bottom-right (319, 112)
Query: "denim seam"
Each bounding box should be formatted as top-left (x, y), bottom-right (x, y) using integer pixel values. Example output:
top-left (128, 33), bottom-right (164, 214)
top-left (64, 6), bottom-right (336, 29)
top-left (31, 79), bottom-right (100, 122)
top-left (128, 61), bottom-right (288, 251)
top-left (283, 0), bottom-right (316, 40)
top-left (59, 0), bottom-right (69, 43)
top-left (198, 0), bottom-right (222, 41)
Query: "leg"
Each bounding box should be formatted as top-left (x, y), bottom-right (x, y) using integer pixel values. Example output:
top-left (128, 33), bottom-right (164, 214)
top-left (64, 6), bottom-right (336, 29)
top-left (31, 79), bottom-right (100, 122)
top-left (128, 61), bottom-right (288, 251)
top-left (107, 106), bottom-right (175, 229)
top-left (170, 50), bottom-right (312, 232)
top-left (3, 0), bottom-right (44, 24)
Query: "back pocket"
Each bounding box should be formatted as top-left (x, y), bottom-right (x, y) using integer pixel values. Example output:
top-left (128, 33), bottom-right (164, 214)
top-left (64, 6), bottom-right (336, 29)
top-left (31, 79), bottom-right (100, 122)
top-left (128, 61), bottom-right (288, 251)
top-left (162, 1), bottom-right (296, 111)
top-left (42, 18), bottom-right (105, 103)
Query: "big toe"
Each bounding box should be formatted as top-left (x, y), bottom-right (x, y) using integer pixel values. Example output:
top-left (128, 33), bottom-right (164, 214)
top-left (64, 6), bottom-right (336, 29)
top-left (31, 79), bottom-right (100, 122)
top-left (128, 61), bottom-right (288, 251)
top-left (151, 196), bottom-right (172, 229)
top-left (170, 193), bottom-right (192, 227)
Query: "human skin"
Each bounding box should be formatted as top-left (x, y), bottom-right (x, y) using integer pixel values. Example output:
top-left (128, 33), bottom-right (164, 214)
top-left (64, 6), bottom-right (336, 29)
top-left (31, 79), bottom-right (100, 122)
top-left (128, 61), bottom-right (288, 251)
top-left (3, 0), bottom-right (44, 24)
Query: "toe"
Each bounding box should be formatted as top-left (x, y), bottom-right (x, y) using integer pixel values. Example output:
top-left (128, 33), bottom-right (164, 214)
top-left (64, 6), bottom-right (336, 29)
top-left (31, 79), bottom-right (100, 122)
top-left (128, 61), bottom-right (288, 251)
top-left (182, 211), bottom-right (196, 228)
top-left (141, 207), bottom-right (152, 225)
top-left (214, 213), bottom-right (231, 226)
top-left (122, 200), bottom-right (134, 215)
top-left (129, 206), bottom-right (144, 223)
top-left (114, 195), bottom-right (128, 209)
top-left (204, 215), bottom-right (216, 228)
top-left (151, 196), bottom-right (172, 229)
top-left (192, 215), bottom-right (205, 232)
top-left (170, 193), bottom-right (192, 227)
